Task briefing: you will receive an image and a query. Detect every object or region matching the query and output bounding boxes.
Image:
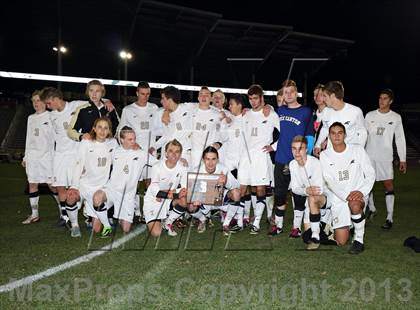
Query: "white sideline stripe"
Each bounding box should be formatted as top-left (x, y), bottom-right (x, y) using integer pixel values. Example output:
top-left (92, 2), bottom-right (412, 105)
top-left (0, 70), bottom-right (304, 96)
top-left (0, 225), bottom-right (146, 293)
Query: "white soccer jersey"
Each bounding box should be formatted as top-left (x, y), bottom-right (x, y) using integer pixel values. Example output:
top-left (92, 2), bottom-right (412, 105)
top-left (315, 103), bottom-right (367, 148)
top-left (365, 109), bottom-right (406, 162)
top-left (50, 101), bottom-right (86, 153)
top-left (194, 163), bottom-right (240, 190)
top-left (145, 160), bottom-right (188, 200)
top-left (154, 104), bottom-right (193, 154)
top-left (118, 102), bottom-right (159, 149)
top-left (71, 138), bottom-right (118, 192)
top-left (218, 114), bottom-right (244, 170)
top-left (242, 108), bottom-right (280, 151)
top-left (320, 145), bottom-right (375, 203)
top-left (24, 111), bottom-right (54, 160)
top-left (290, 155), bottom-right (325, 197)
top-left (107, 147), bottom-right (150, 193)
top-left (190, 106), bottom-right (222, 154)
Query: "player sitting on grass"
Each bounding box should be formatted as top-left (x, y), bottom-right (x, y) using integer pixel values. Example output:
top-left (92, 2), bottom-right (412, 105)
top-left (143, 139), bottom-right (188, 237)
top-left (91, 126), bottom-right (151, 233)
top-left (66, 117), bottom-right (118, 238)
top-left (289, 135), bottom-right (326, 250)
top-left (320, 122), bottom-right (375, 254)
top-left (186, 146), bottom-right (241, 235)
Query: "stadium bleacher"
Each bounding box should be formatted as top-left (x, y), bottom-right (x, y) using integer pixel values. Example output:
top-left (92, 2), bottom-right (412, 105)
top-left (0, 99), bottom-right (17, 143)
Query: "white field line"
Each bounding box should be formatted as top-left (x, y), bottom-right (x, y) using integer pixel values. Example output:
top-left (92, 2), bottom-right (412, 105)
top-left (0, 225), bottom-right (146, 293)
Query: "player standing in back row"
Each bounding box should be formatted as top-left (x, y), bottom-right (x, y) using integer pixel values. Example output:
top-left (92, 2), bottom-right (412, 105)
top-left (270, 80), bottom-right (315, 237)
top-left (365, 89), bottom-right (407, 229)
top-left (238, 84), bottom-right (280, 234)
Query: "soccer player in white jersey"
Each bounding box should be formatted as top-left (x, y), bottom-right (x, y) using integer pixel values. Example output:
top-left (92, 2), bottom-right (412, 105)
top-left (289, 135), bottom-right (326, 250)
top-left (365, 89), bottom-right (407, 229)
top-left (164, 146), bottom-right (241, 235)
top-left (117, 81), bottom-right (158, 223)
top-left (40, 87), bottom-right (88, 228)
top-left (21, 90), bottom-right (56, 224)
top-left (92, 126), bottom-right (151, 233)
top-left (314, 81), bottom-right (367, 157)
top-left (219, 94), bottom-right (245, 173)
top-left (238, 84), bottom-right (280, 234)
top-left (189, 87), bottom-right (223, 168)
top-left (117, 81), bottom-right (158, 179)
top-left (211, 89), bottom-right (232, 123)
top-left (313, 84), bottom-right (327, 148)
top-left (153, 86), bottom-right (192, 166)
top-left (143, 139), bottom-right (188, 237)
top-left (66, 117), bottom-right (117, 237)
top-left (320, 122), bottom-right (375, 254)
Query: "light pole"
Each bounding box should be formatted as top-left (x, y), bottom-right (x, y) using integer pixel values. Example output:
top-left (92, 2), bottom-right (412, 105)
top-left (53, 45), bottom-right (67, 89)
top-left (119, 50), bottom-right (132, 105)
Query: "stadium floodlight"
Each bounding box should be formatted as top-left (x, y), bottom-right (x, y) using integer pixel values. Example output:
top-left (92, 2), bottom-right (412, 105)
top-left (119, 51), bottom-right (132, 60)
top-left (53, 46), bottom-right (67, 53)
top-left (119, 51), bottom-right (133, 105)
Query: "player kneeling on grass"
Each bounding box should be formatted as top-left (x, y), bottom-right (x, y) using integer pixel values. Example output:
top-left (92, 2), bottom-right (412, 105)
top-left (289, 135), bottom-right (326, 250)
top-left (171, 146), bottom-right (241, 235)
top-left (319, 122), bottom-right (375, 254)
top-left (91, 126), bottom-right (151, 234)
top-left (143, 139), bottom-right (188, 237)
top-left (66, 117), bottom-right (117, 238)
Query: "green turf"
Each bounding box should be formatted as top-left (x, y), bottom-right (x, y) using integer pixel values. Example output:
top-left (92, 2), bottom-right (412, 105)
top-left (0, 162), bottom-right (419, 309)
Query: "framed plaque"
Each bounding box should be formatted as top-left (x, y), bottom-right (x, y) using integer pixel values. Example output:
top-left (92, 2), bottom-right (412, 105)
top-left (187, 172), bottom-right (224, 206)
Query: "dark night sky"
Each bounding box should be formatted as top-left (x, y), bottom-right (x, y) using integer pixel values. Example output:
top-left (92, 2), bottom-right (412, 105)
top-left (1, 0), bottom-right (420, 112)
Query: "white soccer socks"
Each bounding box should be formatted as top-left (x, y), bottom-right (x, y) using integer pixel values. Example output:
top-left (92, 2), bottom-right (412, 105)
top-left (29, 191), bottom-right (39, 218)
top-left (385, 191), bottom-right (395, 222)
top-left (351, 213), bottom-right (366, 244)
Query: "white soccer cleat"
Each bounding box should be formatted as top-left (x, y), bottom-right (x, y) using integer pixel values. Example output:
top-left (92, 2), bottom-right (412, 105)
top-left (71, 226), bottom-right (81, 238)
top-left (22, 215), bottom-right (40, 225)
top-left (222, 225), bottom-right (230, 236)
top-left (165, 223), bottom-right (178, 237)
top-left (197, 221), bottom-right (206, 233)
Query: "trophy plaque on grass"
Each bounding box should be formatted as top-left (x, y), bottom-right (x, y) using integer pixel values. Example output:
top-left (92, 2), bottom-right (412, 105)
top-left (187, 172), bottom-right (224, 206)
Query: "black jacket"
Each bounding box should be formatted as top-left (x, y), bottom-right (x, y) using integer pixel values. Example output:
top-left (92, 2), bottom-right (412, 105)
top-left (68, 100), bottom-right (119, 141)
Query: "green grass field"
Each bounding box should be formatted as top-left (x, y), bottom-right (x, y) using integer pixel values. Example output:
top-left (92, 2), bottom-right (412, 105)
top-left (0, 162), bottom-right (419, 309)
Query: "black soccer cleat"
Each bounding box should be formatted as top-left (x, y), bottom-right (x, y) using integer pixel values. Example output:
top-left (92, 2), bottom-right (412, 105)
top-left (55, 218), bottom-right (67, 227)
top-left (249, 225), bottom-right (260, 235)
top-left (365, 209), bottom-right (377, 221)
top-left (268, 225), bottom-right (283, 236)
top-left (229, 224), bottom-right (243, 233)
top-left (381, 220), bottom-right (393, 230)
top-left (348, 240), bottom-right (365, 254)
top-left (56, 218), bottom-right (71, 229)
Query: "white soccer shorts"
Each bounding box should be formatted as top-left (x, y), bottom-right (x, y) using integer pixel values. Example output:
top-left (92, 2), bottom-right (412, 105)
top-left (104, 187), bottom-right (135, 223)
top-left (26, 158), bottom-right (53, 184)
top-left (237, 150), bottom-right (272, 186)
top-left (371, 160), bottom-right (393, 181)
top-left (143, 196), bottom-right (171, 223)
top-left (52, 153), bottom-right (77, 187)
